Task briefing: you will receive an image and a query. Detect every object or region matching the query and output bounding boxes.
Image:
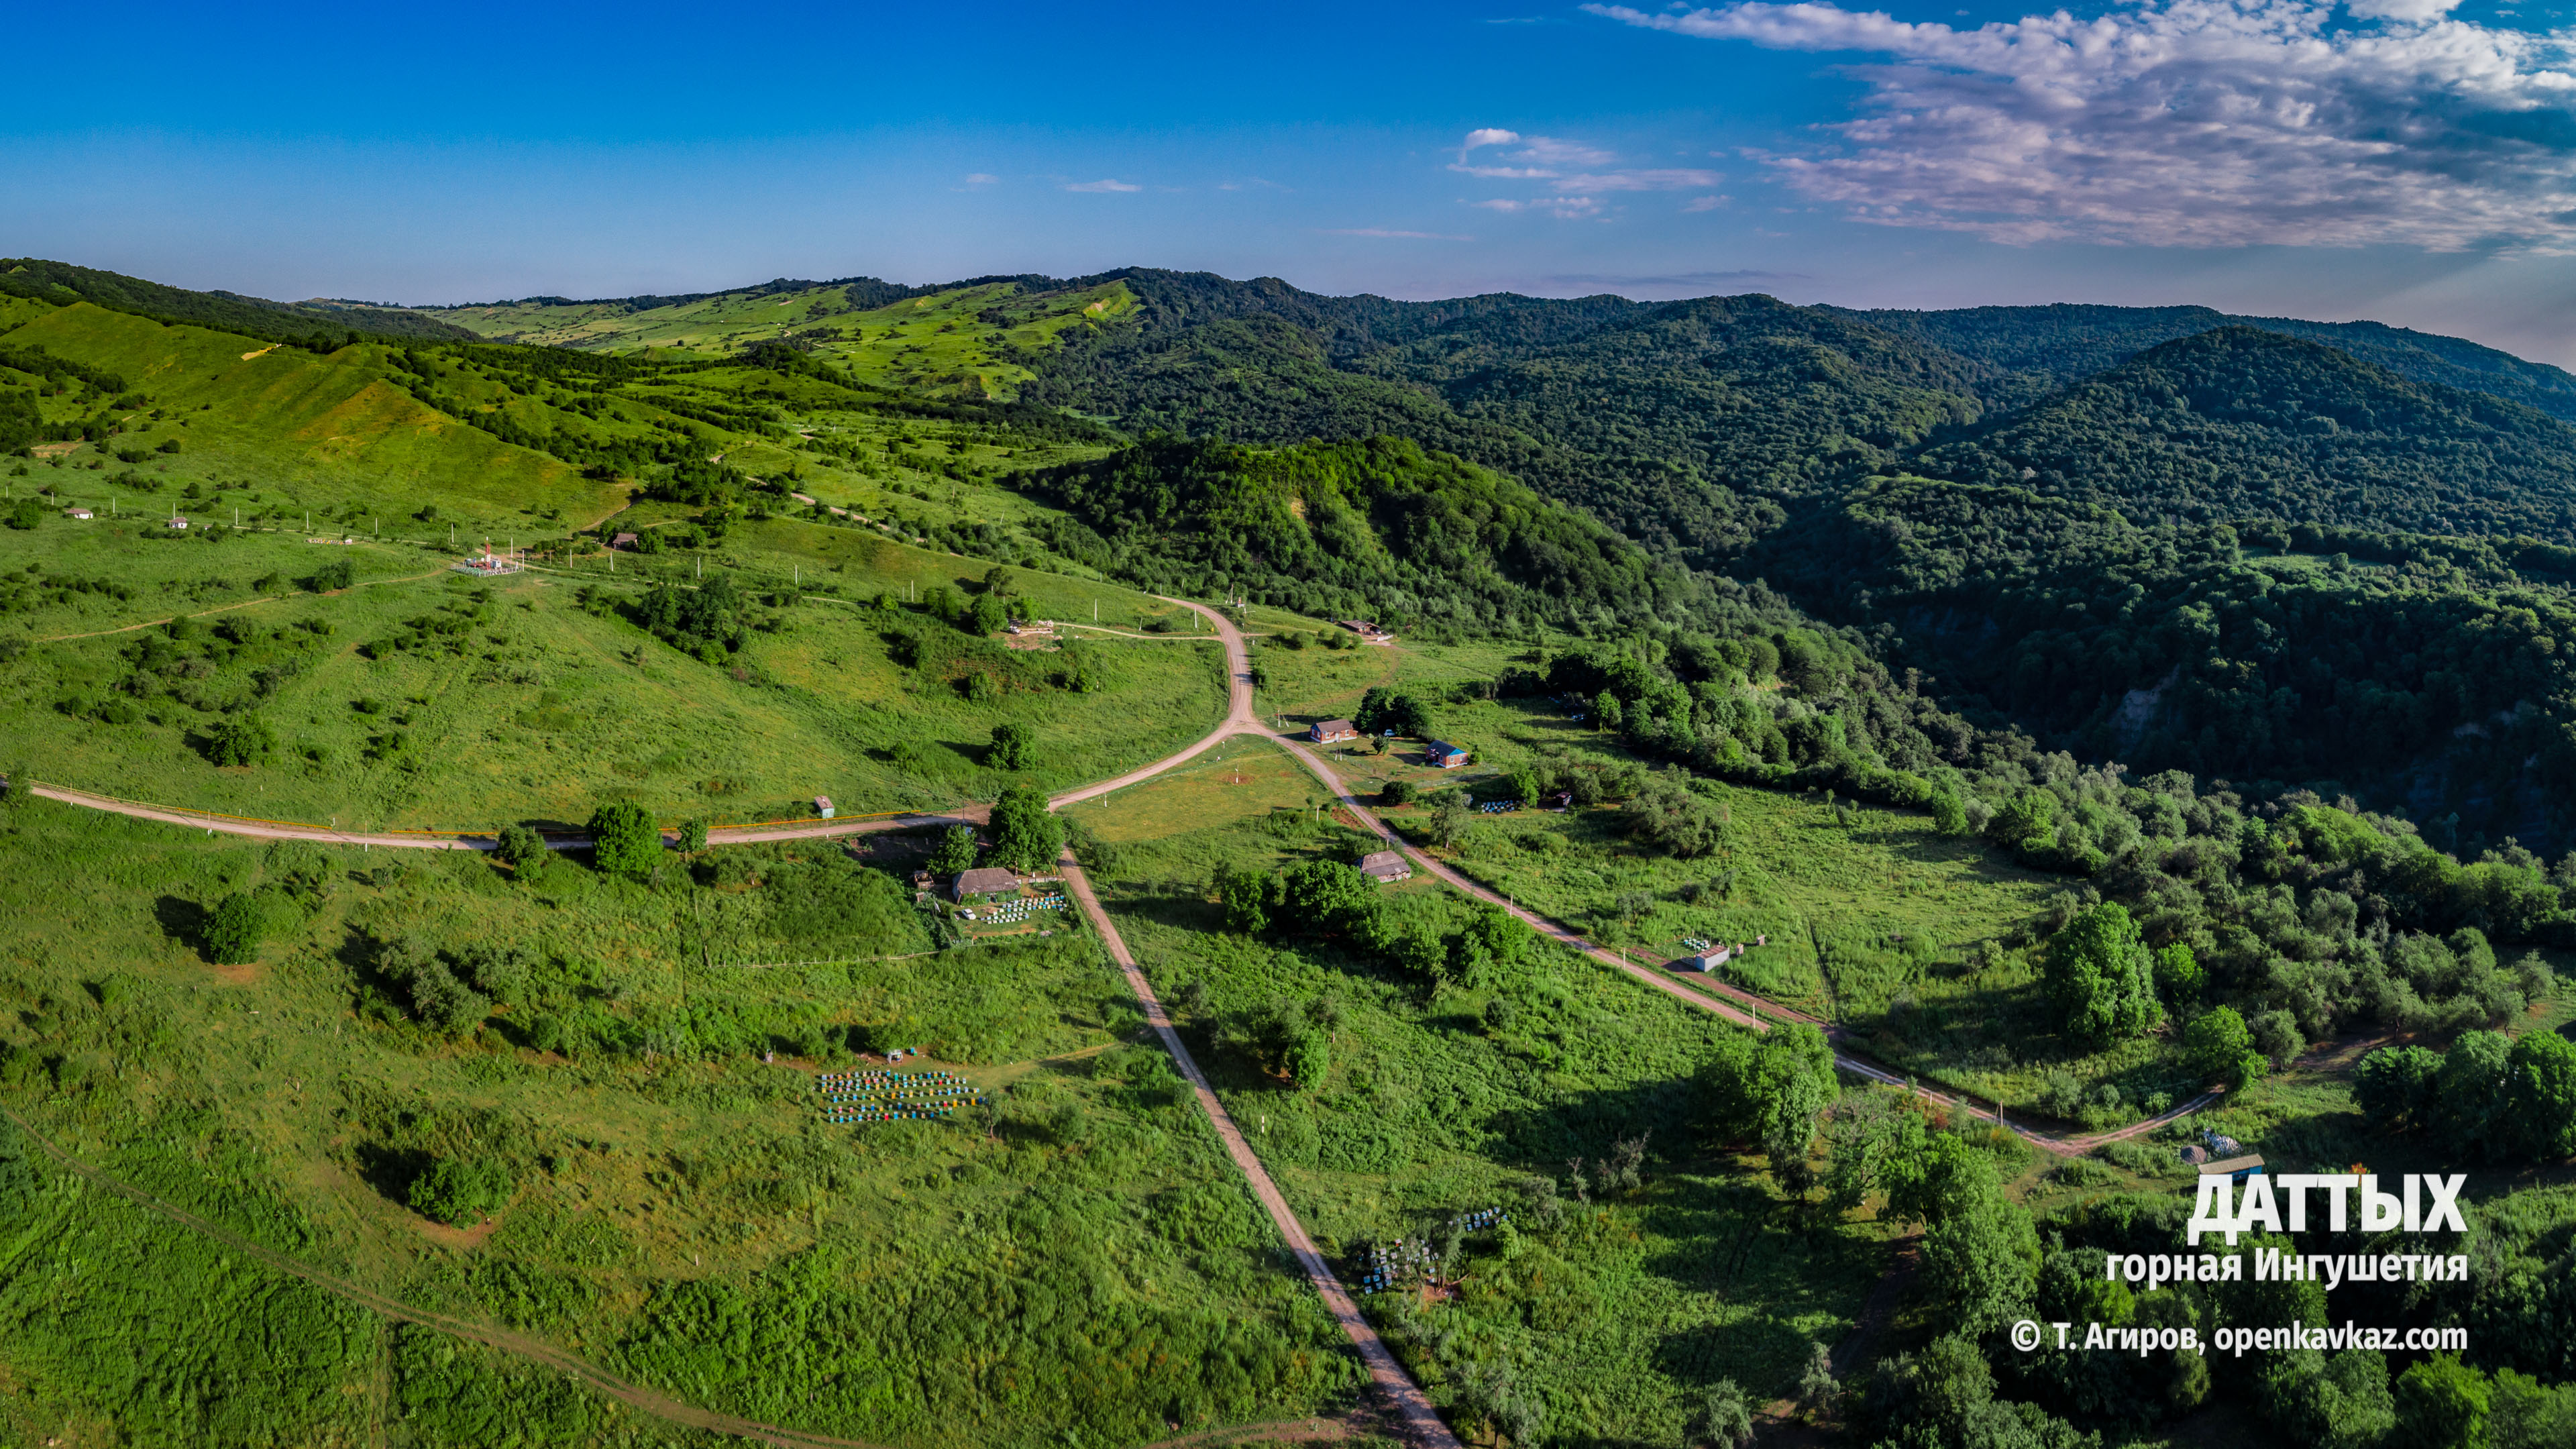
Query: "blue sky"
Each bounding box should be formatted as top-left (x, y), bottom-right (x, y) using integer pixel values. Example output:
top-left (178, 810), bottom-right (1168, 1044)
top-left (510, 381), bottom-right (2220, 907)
top-left (13, 0), bottom-right (2576, 362)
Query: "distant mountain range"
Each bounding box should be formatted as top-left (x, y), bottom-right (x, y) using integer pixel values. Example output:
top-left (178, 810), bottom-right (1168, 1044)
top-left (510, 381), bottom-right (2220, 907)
top-left (20, 254), bottom-right (2576, 844)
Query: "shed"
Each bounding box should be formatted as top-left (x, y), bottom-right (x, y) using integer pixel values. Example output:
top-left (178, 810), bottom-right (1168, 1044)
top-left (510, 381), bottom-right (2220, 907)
top-left (1424, 741), bottom-right (1468, 769)
top-left (166, 515), bottom-right (189, 530)
top-left (1358, 849), bottom-right (1411, 882)
top-left (610, 531), bottom-right (640, 550)
top-left (814, 795), bottom-right (835, 819)
top-left (64, 507), bottom-right (93, 520)
top-left (1673, 947), bottom-right (1733, 973)
top-left (1311, 718), bottom-right (1359, 744)
top-left (953, 867), bottom-right (1020, 901)
top-left (2200, 1154), bottom-right (2267, 1183)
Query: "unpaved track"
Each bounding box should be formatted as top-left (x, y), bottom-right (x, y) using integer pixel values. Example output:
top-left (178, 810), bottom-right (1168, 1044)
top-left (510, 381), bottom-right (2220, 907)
top-left (0, 1106), bottom-right (892, 1449)
top-left (1059, 861), bottom-right (1463, 1449)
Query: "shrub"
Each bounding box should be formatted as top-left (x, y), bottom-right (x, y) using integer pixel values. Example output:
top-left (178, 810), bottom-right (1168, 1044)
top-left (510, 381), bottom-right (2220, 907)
top-left (203, 893), bottom-right (263, 965)
top-left (407, 1155), bottom-right (513, 1226)
top-left (200, 716), bottom-right (274, 767)
top-left (586, 802), bottom-right (661, 876)
top-left (494, 823), bottom-right (548, 874)
top-left (305, 557), bottom-right (354, 592)
top-left (989, 721), bottom-right (1034, 772)
top-left (677, 818), bottom-right (709, 853)
top-left (1381, 779), bottom-right (1416, 806)
top-left (451, 944), bottom-right (533, 1004)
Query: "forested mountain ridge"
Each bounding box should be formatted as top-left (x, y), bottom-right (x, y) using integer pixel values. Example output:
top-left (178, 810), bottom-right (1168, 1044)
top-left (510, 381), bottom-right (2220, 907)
top-left (1762, 475), bottom-right (2576, 850)
top-left (1913, 327), bottom-right (2576, 539)
top-left (1841, 301), bottom-right (2576, 419)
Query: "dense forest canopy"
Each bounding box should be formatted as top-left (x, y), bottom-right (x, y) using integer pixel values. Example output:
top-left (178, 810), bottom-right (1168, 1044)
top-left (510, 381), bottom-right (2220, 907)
top-left (1913, 328), bottom-right (2576, 539)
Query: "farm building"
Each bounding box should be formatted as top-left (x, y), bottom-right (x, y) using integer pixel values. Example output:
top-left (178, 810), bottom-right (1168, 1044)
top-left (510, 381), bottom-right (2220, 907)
top-left (1358, 849), bottom-right (1411, 882)
top-left (1311, 719), bottom-right (1359, 744)
top-left (2199, 1154), bottom-right (2266, 1185)
top-left (63, 507), bottom-right (93, 520)
top-left (1672, 947), bottom-right (1734, 972)
top-left (814, 796), bottom-right (836, 819)
top-left (610, 531), bottom-right (640, 550)
top-left (166, 515), bottom-right (189, 531)
top-left (1424, 741), bottom-right (1468, 769)
top-left (953, 867), bottom-right (1021, 901)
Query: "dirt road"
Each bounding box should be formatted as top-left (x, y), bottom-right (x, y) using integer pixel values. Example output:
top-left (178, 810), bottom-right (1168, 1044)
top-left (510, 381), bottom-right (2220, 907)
top-left (1059, 861), bottom-right (1463, 1449)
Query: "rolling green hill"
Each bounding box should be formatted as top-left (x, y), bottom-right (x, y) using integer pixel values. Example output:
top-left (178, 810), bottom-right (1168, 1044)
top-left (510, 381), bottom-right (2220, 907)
top-left (419, 276), bottom-right (1136, 402)
top-left (3, 257), bottom-right (478, 343)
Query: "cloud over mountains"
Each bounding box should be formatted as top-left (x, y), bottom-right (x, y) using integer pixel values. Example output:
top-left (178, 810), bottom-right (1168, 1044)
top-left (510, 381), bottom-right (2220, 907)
top-left (1591, 0), bottom-right (2576, 250)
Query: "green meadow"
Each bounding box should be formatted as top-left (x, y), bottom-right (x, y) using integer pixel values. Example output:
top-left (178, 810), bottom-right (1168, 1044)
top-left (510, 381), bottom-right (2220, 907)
top-left (0, 790), bottom-right (1367, 1448)
top-left (0, 512), bottom-right (1230, 832)
top-left (1079, 739), bottom-right (1894, 1446)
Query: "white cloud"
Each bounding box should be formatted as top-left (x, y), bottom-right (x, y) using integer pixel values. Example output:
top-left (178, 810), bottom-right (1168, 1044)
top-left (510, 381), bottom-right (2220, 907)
top-left (1560, 168), bottom-right (1724, 191)
top-left (1683, 193), bottom-right (1730, 212)
top-left (1586, 0), bottom-right (2576, 250)
top-left (962, 173), bottom-right (998, 186)
top-left (2347, 0), bottom-right (2460, 18)
top-left (1063, 178), bottom-right (1141, 193)
top-left (1450, 129), bottom-right (1721, 215)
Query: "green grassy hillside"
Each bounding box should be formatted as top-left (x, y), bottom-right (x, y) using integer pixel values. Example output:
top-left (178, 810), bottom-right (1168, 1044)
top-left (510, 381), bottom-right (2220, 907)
top-left (3, 302), bottom-right (625, 526)
top-left (3, 256), bottom-right (480, 343)
top-left (0, 513), bottom-right (1228, 831)
top-left (420, 278), bottom-right (1136, 402)
top-left (0, 797), bottom-right (1362, 1448)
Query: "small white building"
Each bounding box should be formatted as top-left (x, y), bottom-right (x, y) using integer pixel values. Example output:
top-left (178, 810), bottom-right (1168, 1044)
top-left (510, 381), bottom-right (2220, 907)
top-left (64, 507), bottom-right (93, 521)
top-left (166, 515), bottom-right (189, 530)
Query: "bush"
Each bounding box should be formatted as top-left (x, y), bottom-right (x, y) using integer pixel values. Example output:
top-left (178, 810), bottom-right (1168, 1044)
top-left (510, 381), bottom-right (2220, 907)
top-left (1381, 779), bottom-right (1416, 806)
top-left (677, 818), bottom-right (709, 853)
top-left (306, 557), bottom-right (354, 592)
top-left (407, 1155), bottom-right (513, 1226)
top-left (990, 721), bottom-right (1034, 772)
top-left (200, 716), bottom-right (274, 767)
top-left (586, 802), bottom-right (661, 876)
top-left (203, 893), bottom-right (263, 965)
top-left (494, 824), bottom-right (548, 875)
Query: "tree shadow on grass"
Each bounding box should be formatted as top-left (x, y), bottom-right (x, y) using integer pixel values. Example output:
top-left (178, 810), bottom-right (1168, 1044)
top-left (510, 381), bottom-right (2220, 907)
top-left (152, 894), bottom-right (211, 959)
top-left (352, 1140), bottom-right (431, 1209)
